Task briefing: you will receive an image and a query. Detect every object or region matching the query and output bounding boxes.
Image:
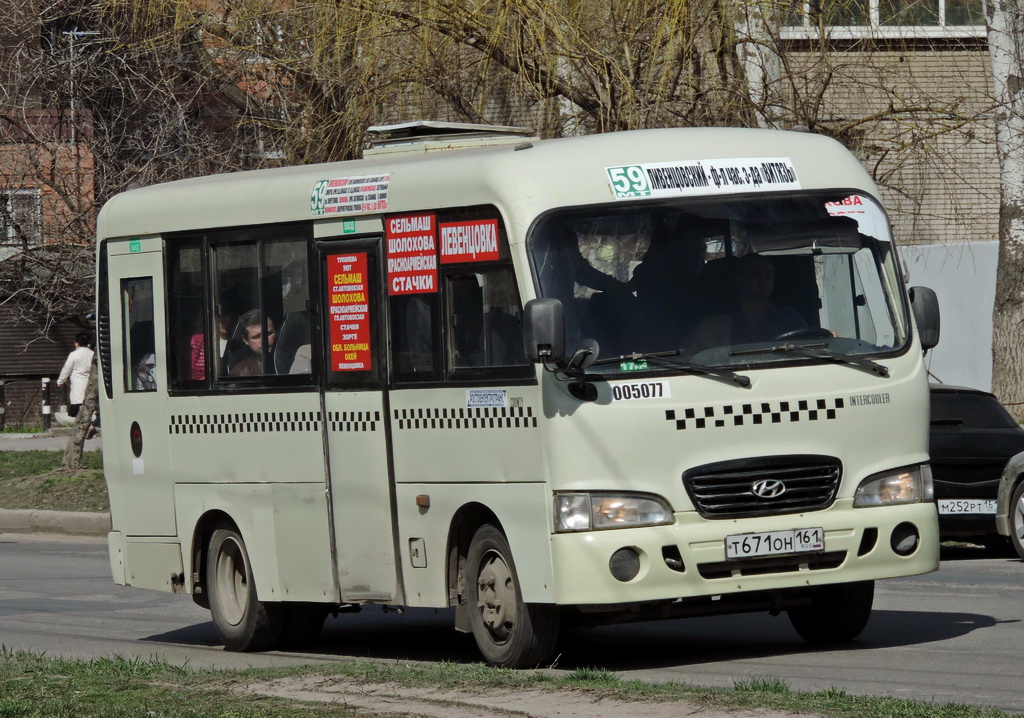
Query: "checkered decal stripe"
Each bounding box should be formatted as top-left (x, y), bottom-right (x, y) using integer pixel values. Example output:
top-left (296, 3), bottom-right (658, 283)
top-left (394, 406), bottom-right (537, 430)
top-left (329, 411), bottom-right (380, 432)
top-left (169, 411), bottom-right (322, 434)
top-left (665, 397), bottom-right (846, 430)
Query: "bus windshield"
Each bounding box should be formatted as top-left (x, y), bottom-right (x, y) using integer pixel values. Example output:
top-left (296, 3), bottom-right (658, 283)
top-left (528, 191), bottom-right (910, 374)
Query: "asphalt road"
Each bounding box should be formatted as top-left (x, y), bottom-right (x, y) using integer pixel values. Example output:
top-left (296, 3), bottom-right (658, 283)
top-left (1, 533), bottom-right (1021, 713)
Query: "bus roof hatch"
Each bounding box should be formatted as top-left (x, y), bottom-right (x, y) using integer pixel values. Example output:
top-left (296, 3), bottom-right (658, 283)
top-left (363, 121), bottom-right (538, 157)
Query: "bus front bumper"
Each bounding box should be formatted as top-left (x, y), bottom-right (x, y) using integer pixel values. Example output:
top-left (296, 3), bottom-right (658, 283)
top-left (549, 501), bottom-right (939, 606)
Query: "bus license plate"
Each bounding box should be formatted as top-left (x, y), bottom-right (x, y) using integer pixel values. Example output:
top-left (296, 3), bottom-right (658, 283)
top-left (725, 527), bottom-right (824, 559)
top-left (937, 499), bottom-right (997, 515)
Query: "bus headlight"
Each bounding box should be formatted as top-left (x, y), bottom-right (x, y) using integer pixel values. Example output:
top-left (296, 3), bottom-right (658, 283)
top-left (554, 492), bottom-right (674, 532)
top-left (853, 465), bottom-right (933, 507)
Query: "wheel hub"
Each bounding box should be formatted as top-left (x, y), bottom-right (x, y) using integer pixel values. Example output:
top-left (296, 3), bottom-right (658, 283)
top-left (477, 552), bottom-right (516, 642)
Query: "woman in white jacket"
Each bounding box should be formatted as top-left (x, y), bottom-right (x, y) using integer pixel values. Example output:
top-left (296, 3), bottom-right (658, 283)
top-left (57, 332), bottom-right (95, 418)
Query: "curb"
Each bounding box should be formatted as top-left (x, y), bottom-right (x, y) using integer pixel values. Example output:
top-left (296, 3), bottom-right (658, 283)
top-left (0, 509), bottom-right (108, 537)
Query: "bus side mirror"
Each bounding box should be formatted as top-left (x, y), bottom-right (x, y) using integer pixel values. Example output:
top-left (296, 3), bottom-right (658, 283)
top-left (523, 298), bottom-right (565, 363)
top-left (909, 286), bottom-right (940, 351)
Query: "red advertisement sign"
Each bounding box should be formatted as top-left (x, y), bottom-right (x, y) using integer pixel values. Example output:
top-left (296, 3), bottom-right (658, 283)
top-left (327, 253), bottom-right (372, 371)
top-left (386, 213), bottom-right (438, 295)
top-left (440, 218), bottom-right (500, 264)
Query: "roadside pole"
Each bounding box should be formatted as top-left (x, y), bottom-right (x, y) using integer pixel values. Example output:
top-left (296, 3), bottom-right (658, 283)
top-left (41, 377), bottom-right (51, 433)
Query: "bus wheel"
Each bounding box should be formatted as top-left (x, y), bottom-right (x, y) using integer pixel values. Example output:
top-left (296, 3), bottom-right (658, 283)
top-left (787, 580), bottom-right (874, 644)
top-left (466, 525), bottom-right (559, 667)
top-left (207, 524), bottom-right (285, 651)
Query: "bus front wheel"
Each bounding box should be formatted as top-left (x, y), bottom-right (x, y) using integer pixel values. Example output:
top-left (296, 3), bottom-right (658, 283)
top-left (466, 524), bottom-right (559, 667)
top-left (787, 580), bottom-right (874, 644)
top-left (207, 524), bottom-right (285, 651)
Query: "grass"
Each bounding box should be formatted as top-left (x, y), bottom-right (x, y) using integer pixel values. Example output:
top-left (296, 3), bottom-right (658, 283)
top-left (0, 651), bottom-right (1012, 718)
top-left (0, 425), bottom-right (43, 433)
top-left (0, 450), bottom-right (108, 512)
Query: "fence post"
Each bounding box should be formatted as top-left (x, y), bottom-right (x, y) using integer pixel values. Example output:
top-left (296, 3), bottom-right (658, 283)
top-left (41, 377), bottom-right (51, 433)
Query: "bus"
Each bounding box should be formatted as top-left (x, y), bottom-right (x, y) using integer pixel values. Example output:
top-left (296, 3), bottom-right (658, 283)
top-left (97, 122), bottom-right (941, 668)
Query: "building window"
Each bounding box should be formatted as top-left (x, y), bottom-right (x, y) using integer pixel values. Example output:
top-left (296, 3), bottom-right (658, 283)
top-left (785, 0), bottom-right (985, 36)
top-left (0, 190), bottom-right (42, 256)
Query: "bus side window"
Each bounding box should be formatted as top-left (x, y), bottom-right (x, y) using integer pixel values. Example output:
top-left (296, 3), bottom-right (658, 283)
top-left (213, 238), bottom-right (311, 380)
top-left (213, 243), bottom-right (261, 377)
top-left (167, 239), bottom-right (207, 389)
top-left (390, 294), bottom-right (440, 378)
top-left (270, 245), bottom-right (311, 375)
top-left (446, 268), bottom-right (527, 369)
top-left (122, 277), bottom-right (156, 392)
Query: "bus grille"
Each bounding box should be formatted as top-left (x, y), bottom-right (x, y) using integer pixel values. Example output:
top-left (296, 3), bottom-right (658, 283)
top-left (698, 551), bottom-right (847, 579)
top-left (683, 455), bottom-right (841, 519)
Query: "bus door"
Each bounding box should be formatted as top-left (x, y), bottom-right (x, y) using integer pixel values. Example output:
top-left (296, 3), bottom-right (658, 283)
top-left (106, 238), bottom-right (176, 537)
top-left (318, 237), bottom-right (400, 603)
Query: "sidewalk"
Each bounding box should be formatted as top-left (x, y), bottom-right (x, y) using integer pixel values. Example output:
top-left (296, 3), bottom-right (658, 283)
top-left (0, 431), bottom-right (108, 536)
top-left (0, 430), bottom-right (102, 452)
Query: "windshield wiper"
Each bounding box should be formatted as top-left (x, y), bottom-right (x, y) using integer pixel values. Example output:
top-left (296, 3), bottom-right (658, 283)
top-left (593, 350), bottom-right (751, 387)
top-left (731, 342), bottom-right (889, 377)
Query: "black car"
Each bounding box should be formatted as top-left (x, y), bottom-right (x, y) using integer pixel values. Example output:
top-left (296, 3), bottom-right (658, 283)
top-left (929, 384), bottom-right (1024, 544)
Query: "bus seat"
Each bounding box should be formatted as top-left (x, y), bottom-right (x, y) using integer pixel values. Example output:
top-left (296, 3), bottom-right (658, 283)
top-left (274, 311), bottom-right (310, 374)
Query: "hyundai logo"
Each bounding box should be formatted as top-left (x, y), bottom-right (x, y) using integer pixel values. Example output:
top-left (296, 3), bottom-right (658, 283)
top-left (751, 479), bottom-right (787, 499)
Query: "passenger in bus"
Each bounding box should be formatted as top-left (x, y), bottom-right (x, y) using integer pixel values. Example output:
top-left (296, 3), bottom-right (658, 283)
top-left (215, 312), bottom-right (234, 374)
top-left (228, 309), bottom-right (277, 377)
top-left (630, 229), bottom-right (707, 346)
top-left (134, 353), bottom-right (157, 390)
top-left (188, 325), bottom-right (206, 380)
top-left (685, 253), bottom-right (805, 352)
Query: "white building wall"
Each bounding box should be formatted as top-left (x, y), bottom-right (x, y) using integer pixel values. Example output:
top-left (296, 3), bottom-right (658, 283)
top-left (900, 241), bottom-right (998, 392)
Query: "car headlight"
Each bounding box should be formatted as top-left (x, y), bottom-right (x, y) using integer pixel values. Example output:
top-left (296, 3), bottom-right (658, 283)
top-left (853, 464), bottom-right (933, 507)
top-left (554, 492), bottom-right (674, 532)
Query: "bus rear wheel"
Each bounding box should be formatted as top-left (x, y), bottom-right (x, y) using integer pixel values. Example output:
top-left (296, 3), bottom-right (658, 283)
top-left (207, 524), bottom-right (285, 651)
top-left (787, 580), bottom-right (874, 644)
top-left (466, 524), bottom-right (559, 668)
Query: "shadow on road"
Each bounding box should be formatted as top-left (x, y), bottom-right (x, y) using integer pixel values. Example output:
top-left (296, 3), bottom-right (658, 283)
top-left (140, 603), bottom-right (1002, 671)
top-left (941, 542), bottom-right (1020, 562)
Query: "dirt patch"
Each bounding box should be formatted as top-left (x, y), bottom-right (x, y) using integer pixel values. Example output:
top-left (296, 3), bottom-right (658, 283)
top-left (0, 470), bottom-right (109, 512)
top-left (244, 675), bottom-right (815, 718)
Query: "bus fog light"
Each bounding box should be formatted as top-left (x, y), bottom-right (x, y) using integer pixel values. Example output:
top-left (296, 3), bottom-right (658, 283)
top-left (609, 547), bottom-right (641, 582)
top-left (888, 524), bottom-right (921, 557)
top-left (890, 522), bottom-right (919, 556)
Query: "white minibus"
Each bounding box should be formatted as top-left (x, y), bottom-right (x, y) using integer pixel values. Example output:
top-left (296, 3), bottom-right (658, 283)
top-left (97, 122), bottom-right (940, 667)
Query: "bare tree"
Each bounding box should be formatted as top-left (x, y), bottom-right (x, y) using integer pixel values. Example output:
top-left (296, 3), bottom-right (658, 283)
top-left (985, 0), bottom-right (1024, 417)
top-left (1, 0), bottom-right (1007, 416)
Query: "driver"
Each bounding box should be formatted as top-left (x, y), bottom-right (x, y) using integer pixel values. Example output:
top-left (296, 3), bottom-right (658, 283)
top-left (685, 253), bottom-right (806, 350)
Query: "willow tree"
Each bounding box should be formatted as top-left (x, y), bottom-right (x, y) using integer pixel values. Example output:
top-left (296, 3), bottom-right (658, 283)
top-left (6, 0), bottom-right (1006, 395)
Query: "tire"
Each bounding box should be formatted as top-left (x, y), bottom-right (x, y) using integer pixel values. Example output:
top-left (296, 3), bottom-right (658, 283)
top-left (787, 580), bottom-right (874, 644)
top-left (279, 603), bottom-right (329, 649)
top-left (207, 524), bottom-right (285, 652)
top-left (1010, 481), bottom-right (1024, 561)
top-left (466, 524), bottom-right (559, 667)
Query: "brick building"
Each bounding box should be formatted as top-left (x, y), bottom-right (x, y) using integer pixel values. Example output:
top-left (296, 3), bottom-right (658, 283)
top-left (0, 4), bottom-right (96, 427)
